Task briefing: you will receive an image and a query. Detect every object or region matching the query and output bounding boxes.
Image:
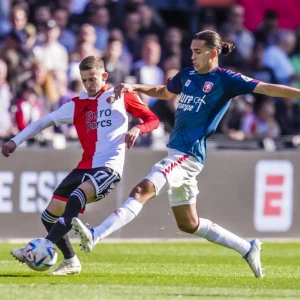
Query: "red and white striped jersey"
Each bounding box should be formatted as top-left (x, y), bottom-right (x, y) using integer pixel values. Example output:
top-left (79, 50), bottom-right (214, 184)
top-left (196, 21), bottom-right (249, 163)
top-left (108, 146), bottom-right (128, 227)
top-left (49, 85), bottom-right (159, 175)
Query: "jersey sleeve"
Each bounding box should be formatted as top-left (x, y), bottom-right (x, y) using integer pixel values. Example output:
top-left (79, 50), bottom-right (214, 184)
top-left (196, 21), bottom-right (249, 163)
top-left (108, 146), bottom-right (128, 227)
top-left (124, 92), bottom-right (159, 134)
top-left (166, 70), bottom-right (183, 94)
top-left (222, 70), bottom-right (259, 98)
top-left (48, 101), bottom-right (75, 126)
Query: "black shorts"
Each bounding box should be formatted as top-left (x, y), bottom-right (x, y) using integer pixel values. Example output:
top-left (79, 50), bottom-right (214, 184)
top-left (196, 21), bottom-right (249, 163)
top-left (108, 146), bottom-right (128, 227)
top-left (53, 167), bottom-right (121, 205)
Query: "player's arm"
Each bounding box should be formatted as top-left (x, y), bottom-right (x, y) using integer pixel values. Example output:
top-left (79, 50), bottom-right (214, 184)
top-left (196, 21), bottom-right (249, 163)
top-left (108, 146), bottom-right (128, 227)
top-left (1, 101), bottom-right (74, 157)
top-left (1, 115), bottom-right (55, 157)
top-left (124, 92), bottom-right (160, 149)
top-left (114, 83), bottom-right (176, 100)
top-left (253, 82), bottom-right (300, 98)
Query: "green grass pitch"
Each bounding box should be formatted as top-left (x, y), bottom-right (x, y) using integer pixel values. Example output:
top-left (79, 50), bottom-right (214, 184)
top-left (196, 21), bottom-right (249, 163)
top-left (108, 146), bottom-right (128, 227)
top-left (0, 242), bottom-right (300, 299)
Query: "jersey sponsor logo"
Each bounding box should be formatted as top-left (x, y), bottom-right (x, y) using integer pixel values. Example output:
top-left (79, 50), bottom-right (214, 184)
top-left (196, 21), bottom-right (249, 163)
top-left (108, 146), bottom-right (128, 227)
top-left (203, 81), bottom-right (214, 93)
top-left (184, 79), bottom-right (191, 87)
top-left (254, 160), bottom-right (293, 232)
top-left (241, 75), bottom-right (253, 82)
top-left (178, 93), bottom-right (206, 112)
top-left (86, 109), bottom-right (112, 132)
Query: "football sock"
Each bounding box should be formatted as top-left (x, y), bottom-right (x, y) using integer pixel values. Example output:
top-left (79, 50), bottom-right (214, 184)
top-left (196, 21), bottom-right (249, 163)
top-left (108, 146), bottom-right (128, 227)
top-left (64, 255), bottom-right (79, 264)
top-left (41, 210), bottom-right (75, 259)
top-left (193, 218), bottom-right (251, 256)
top-left (93, 197), bottom-right (143, 244)
top-left (46, 188), bottom-right (86, 244)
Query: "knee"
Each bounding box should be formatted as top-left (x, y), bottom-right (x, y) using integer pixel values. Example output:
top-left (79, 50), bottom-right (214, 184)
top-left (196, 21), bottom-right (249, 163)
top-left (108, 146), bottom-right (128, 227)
top-left (129, 179), bottom-right (155, 203)
top-left (46, 198), bottom-right (66, 217)
top-left (177, 220), bottom-right (199, 234)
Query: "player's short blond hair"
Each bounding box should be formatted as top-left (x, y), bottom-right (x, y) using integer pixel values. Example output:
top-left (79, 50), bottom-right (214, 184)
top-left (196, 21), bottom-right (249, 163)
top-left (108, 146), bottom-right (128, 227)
top-left (79, 56), bottom-right (105, 71)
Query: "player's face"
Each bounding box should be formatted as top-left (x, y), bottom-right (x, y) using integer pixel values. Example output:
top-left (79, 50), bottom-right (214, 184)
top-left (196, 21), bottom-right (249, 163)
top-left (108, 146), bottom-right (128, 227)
top-left (80, 68), bottom-right (108, 97)
top-left (190, 39), bottom-right (214, 73)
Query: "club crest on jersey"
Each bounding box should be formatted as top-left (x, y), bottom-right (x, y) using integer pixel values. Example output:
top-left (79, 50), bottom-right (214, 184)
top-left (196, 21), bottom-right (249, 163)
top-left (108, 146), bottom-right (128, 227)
top-left (106, 96), bottom-right (115, 104)
top-left (184, 79), bottom-right (191, 87)
top-left (203, 81), bottom-right (214, 93)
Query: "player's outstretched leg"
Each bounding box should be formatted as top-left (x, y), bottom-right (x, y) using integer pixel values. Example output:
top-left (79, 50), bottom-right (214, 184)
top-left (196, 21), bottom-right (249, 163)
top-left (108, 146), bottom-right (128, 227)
top-left (72, 197), bottom-right (143, 252)
top-left (243, 239), bottom-right (263, 278)
top-left (192, 218), bottom-right (264, 278)
top-left (72, 218), bottom-right (95, 252)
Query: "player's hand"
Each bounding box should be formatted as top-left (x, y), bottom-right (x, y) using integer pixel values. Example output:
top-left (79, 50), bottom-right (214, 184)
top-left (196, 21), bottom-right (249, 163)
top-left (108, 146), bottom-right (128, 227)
top-left (1, 140), bottom-right (17, 157)
top-left (113, 83), bottom-right (133, 99)
top-left (125, 127), bottom-right (140, 149)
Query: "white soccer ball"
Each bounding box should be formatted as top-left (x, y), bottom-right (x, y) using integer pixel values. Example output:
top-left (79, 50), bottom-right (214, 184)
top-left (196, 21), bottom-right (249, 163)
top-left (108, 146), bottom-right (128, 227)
top-left (23, 238), bottom-right (58, 271)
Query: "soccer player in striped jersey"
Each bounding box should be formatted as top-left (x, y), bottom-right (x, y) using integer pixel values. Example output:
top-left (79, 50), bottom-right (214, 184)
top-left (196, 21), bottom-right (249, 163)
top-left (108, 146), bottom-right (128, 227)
top-left (1, 56), bottom-right (159, 275)
top-left (73, 30), bottom-right (300, 278)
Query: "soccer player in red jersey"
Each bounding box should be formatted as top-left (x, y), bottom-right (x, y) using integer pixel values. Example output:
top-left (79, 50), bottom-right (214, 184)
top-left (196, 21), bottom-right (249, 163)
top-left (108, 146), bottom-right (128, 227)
top-left (1, 56), bottom-right (159, 275)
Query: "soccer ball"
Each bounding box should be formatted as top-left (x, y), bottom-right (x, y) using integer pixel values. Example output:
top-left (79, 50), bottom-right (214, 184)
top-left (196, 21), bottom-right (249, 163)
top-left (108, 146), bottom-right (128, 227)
top-left (23, 238), bottom-right (58, 271)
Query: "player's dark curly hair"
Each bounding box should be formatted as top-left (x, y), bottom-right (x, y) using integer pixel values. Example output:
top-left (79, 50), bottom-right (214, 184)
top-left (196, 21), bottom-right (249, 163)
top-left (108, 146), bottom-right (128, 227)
top-left (193, 30), bottom-right (235, 56)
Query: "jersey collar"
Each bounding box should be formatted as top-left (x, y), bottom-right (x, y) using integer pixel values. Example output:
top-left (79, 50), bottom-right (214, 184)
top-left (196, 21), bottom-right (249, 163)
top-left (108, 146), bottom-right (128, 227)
top-left (79, 84), bottom-right (110, 100)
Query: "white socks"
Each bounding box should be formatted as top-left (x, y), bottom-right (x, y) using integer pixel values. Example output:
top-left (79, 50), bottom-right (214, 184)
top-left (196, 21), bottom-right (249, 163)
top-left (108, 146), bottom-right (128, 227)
top-left (65, 255), bottom-right (79, 264)
top-left (193, 218), bottom-right (251, 256)
top-left (93, 197), bottom-right (143, 244)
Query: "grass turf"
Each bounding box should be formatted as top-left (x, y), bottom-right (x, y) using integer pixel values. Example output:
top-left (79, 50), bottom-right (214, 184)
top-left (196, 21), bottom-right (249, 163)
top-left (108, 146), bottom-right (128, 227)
top-left (0, 242), bottom-right (300, 299)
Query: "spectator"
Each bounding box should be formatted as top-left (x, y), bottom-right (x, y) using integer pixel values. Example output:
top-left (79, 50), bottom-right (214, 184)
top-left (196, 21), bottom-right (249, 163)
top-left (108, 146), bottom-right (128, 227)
top-left (32, 4), bottom-right (52, 33)
top-left (131, 37), bottom-right (164, 107)
top-left (0, 0), bottom-right (11, 39)
top-left (103, 37), bottom-right (129, 87)
top-left (137, 3), bottom-right (165, 42)
top-left (86, 5), bottom-right (110, 52)
top-left (218, 94), bottom-right (255, 141)
top-left (163, 27), bottom-right (189, 67)
top-left (254, 10), bottom-right (279, 46)
top-left (151, 69), bottom-right (180, 134)
top-left (71, 23), bottom-right (101, 59)
top-left (14, 81), bottom-right (42, 132)
top-left (52, 69), bottom-right (78, 139)
top-left (52, 7), bottom-right (76, 54)
top-left (109, 28), bottom-right (133, 74)
top-left (222, 5), bottom-right (255, 62)
top-left (248, 43), bottom-right (277, 84)
top-left (68, 24), bottom-right (102, 83)
top-left (275, 98), bottom-right (300, 135)
top-left (263, 30), bottom-right (297, 85)
top-left (123, 11), bottom-right (142, 62)
top-left (0, 59), bottom-right (12, 139)
top-left (242, 97), bottom-right (280, 138)
top-left (0, 28), bottom-right (36, 94)
top-left (218, 25), bottom-right (244, 71)
top-left (33, 19), bottom-right (68, 72)
top-left (163, 54), bottom-right (181, 74)
top-left (291, 26), bottom-right (300, 101)
top-left (29, 60), bottom-right (59, 116)
top-left (9, 5), bottom-right (28, 35)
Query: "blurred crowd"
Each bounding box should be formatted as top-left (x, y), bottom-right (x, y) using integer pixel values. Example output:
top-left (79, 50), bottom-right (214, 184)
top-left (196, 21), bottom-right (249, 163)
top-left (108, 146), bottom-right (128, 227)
top-left (0, 0), bottom-right (300, 148)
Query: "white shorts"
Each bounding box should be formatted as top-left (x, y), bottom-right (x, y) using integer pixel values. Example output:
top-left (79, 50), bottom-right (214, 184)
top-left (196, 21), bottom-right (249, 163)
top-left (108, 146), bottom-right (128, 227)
top-left (145, 149), bottom-right (203, 207)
